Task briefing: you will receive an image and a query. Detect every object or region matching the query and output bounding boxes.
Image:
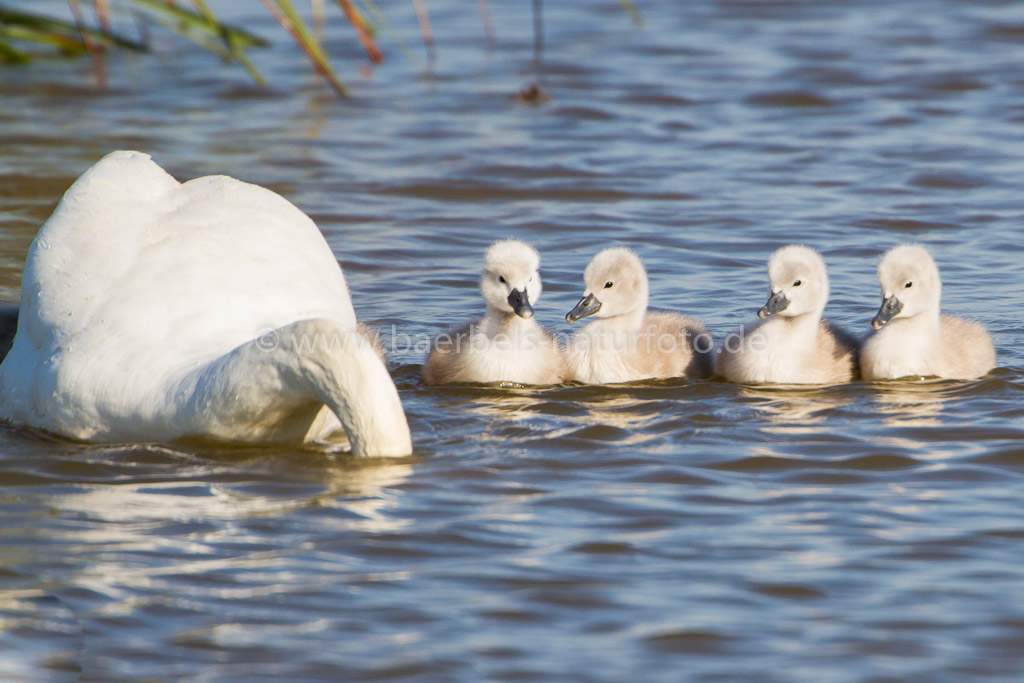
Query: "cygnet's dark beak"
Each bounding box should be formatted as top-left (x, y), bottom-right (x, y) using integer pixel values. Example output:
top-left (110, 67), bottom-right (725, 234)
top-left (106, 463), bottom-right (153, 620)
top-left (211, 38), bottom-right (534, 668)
top-left (507, 288), bottom-right (534, 319)
top-left (566, 293), bottom-right (601, 323)
top-left (871, 295), bottom-right (903, 330)
top-left (758, 291), bottom-right (789, 319)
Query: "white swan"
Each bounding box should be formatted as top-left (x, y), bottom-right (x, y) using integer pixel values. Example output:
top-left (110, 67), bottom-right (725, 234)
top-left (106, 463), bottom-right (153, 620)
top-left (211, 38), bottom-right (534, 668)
top-left (0, 151), bottom-right (412, 456)
top-left (422, 239), bottom-right (566, 386)
top-left (860, 244), bottom-right (996, 380)
top-left (564, 247), bottom-right (713, 384)
top-left (716, 245), bottom-right (858, 385)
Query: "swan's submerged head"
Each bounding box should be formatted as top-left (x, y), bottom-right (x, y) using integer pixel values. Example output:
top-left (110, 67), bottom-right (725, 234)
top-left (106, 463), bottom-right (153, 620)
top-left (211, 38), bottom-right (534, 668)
top-left (873, 244), bottom-right (941, 329)
top-left (481, 240), bottom-right (542, 319)
top-left (566, 247), bottom-right (649, 323)
top-left (759, 244), bottom-right (830, 320)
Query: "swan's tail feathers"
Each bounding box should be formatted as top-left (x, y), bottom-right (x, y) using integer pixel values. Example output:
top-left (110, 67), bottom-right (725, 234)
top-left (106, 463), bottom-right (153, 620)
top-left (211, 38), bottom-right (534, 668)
top-left (67, 151), bottom-right (180, 204)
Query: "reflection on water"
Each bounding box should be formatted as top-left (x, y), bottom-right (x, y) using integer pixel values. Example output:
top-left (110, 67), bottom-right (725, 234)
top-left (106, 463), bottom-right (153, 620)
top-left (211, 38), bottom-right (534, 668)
top-left (1, 0), bottom-right (1024, 679)
top-left (872, 379), bottom-right (950, 427)
top-left (48, 450), bottom-right (414, 532)
top-left (738, 384), bottom-right (851, 433)
top-left (573, 393), bottom-right (667, 442)
top-left (0, 582), bottom-right (82, 680)
top-left (0, 444), bottom-right (419, 677)
top-left (447, 383), bottom-right (671, 447)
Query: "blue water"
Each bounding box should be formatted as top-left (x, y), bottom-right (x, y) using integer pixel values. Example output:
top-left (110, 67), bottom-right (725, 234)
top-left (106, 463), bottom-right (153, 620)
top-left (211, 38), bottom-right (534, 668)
top-left (0, 0), bottom-right (1022, 680)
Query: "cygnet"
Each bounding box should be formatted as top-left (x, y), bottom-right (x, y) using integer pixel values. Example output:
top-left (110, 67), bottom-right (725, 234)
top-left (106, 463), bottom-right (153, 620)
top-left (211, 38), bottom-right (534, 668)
top-left (860, 244), bottom-right (995, 380)
top-left (716, 244), bottom-right (858, 385)
top-left (423, 240), bottom-right (566, 386)
top-left (564, 247), bottom-right (713, 384)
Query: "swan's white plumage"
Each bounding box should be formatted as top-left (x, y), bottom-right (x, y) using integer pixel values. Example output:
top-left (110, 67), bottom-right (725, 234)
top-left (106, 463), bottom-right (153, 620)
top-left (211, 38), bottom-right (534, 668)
top-left (0, 151), bottom-right (411, 455)
top-left (860, 244), bottom-right (995, 380)
top-left (715, 245), bottom-right (858, 385)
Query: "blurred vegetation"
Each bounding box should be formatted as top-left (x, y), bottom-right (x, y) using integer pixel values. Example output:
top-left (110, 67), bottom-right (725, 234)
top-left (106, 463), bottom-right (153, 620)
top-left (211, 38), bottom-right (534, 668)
top-left (0, 0), bottom-right (641, 96)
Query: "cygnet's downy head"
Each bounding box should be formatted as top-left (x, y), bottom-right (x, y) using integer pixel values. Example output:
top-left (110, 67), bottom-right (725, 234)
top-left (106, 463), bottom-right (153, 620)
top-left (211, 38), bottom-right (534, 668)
top-left (758, 245), bottom-right (830, 320)
top-left (566, 247), bottom-right (649, 323)
top-left (481, 239), bottom-right (543, 319)
top-left (872, 244), bottom-right (941, 330)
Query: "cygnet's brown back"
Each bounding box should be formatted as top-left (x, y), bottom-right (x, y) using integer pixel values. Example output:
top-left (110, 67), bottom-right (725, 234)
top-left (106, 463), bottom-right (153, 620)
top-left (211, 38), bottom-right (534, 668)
top-left (817, 320), bottom-right (860, 384)
top-left (630, 310), bottom-right (714, 380)
top-left (937, 314), bottom-right (996, 380)
top-left (423, 316), bottom-right (566, 386)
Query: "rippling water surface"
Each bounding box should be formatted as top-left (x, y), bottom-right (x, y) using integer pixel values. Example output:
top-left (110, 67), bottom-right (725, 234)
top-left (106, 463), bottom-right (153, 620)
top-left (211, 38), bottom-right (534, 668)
top-left (1, 1), bottom-right (1023, 680)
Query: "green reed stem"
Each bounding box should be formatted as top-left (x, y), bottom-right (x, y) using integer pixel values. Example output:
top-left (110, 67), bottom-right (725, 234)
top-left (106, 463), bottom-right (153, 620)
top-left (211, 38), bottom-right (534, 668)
top-left (0, 36), bottom-right (30, 63)
top-left (0, 6), bottom-right (146, 52)
top-left (262, 0), bottom-right (347, 95)
top-left (125, 0), bottom-right (267, 48)
top-left (190, 0), bottom-right (265, 86)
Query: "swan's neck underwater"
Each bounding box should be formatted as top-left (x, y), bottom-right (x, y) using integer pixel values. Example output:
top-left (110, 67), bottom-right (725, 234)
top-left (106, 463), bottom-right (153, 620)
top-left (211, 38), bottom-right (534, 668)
top-left (312, 332), bottom-right (411, 456)
top-left (182, 320), bottom-right (412, 456)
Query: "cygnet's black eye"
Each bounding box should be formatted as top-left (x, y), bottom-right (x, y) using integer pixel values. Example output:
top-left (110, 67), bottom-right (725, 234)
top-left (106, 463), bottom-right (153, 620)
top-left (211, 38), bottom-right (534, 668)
top-left (904, 281), bottom-right (913, 288)
top-left (498, 276), bottom-right (506, 283)
top-left (793, 280), bottom-right (802, 287)
top-left (604, 281), bottom-right (614, 289)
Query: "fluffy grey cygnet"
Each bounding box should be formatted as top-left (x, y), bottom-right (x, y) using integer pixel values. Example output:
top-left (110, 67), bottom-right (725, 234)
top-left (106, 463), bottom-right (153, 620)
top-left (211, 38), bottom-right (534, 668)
top-left (564, 247), bottom-right (713, 384)
top-left (860, 244), bottom-right (995, 380)
top-left (423, 240), bottom-right (566, 386)
top-left (716, 244), bottom-right (858, 385)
